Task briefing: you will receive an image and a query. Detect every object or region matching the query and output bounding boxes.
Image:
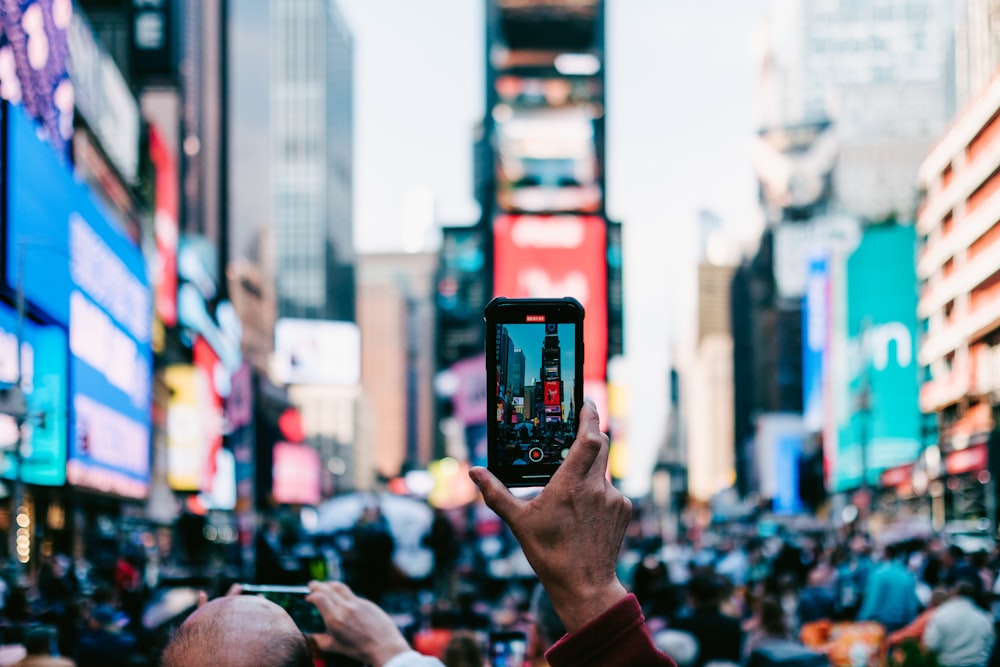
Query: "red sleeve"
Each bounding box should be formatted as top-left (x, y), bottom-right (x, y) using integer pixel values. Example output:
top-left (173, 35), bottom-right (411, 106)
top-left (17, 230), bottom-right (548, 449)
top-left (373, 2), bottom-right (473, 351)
top-left (545, 593), bottom-right (677, 667)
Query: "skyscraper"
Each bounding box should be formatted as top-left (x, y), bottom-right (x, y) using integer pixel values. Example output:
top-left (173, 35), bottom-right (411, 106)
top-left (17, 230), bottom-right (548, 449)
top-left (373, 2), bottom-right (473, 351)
top-left (270, 0), bottom-right (355, 321)
top-left (757, 0), bottom-right (955, 222)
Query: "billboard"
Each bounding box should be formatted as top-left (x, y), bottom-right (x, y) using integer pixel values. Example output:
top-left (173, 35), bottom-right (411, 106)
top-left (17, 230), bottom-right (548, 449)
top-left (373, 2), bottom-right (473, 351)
top-left (450, 354), bottom-right (487, 427)
top-left (0, 303), bottom-right (67, 486)
top-left (7, 102), bottom-right (152, 498)
top-left (273, 319), bottom-right (360, 386)
top-left (66, 9), bottom-right (140, 182)
top-left (803, 254), bottom-right (829, 433)
top-left (149, 125), bottom-right (178, 328)
top-left (495, 106), bottom-right (601, 214)
top-left (754, 412), bottom-right (805, 513)
top-left (833, 224), bottom-right (920, 492)
top-left (130, 0), bottom-right (179, 80)
top-left (493, 214), bottom-right (607, 381)
top-left (272, 442), bottom-right (321, 506)
top-left (0, 0), bottom-right (75, 154)
top-left (773, 215), bottom-right (860, 299)
top-left (436, 226), bottom-right (489, 368)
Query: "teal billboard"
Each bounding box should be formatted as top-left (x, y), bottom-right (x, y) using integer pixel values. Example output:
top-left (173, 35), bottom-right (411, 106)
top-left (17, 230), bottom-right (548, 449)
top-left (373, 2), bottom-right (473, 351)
top-left (0, 303), bottom-right (68, 486)
top-left (834, 224), bottom-right (920, 492)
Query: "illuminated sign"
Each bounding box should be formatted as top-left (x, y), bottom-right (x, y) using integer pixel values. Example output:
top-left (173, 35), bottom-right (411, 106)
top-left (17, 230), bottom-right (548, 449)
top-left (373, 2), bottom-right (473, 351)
top-left (544, 381), bottom-right (560, 406)
top-left (7, 102), bottom-right (152, 498)
top-left (833, 224), bottom-right (920, 492)
top-left (273, 318), bottom-right (360, 386)
top-left (0, 0), bottom-right (75, 154)
top-left (272, 442), bottom-right (320, 506)
top-left (0, 303), bottom-right (67, 487)
top-left (493, 214), bottom-right (607, 380)
top-left (149, 125), bottom-right (178, 327)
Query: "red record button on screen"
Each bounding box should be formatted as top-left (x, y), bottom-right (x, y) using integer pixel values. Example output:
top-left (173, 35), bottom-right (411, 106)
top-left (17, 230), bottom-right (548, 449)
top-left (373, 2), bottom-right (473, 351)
top-left (528, 447), bottom-right (544, 462)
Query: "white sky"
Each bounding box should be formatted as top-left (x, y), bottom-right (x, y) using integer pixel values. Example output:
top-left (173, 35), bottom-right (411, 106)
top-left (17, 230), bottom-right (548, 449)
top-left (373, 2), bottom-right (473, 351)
top-left (236, 1), bottom-right (772, 497)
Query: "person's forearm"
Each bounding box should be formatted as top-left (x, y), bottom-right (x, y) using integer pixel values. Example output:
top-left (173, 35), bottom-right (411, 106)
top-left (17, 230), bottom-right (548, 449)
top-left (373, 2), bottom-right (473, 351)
top-left (548, 579), bottom-right (630, 634)
top-left (546, 593), bottom-right (675, 667)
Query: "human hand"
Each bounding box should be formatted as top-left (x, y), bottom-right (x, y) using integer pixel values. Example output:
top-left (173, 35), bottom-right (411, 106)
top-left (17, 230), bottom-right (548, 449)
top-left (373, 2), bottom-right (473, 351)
top-left (196, 583), bottom-right (242, 608)
top-left (469, 401), bottom-right (631, 633)
top-left (306, 581), bottom-right (411, 667)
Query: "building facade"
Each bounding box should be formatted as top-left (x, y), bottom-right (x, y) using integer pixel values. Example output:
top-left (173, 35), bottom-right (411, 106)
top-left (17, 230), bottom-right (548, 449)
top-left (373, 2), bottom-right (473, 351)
top-left (357, 252), bottom-right (437, 482)
top-left (916, 71), bottom-right (1000, 527)
top-left (270, 0), bottom-right (355, 321)
top-left (757, 0), bottom-right (955, 222)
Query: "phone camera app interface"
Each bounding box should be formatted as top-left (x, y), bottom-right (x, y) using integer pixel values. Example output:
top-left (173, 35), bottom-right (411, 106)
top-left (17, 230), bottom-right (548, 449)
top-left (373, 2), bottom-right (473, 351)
top-left (493, 319), bottom-right (576, 467)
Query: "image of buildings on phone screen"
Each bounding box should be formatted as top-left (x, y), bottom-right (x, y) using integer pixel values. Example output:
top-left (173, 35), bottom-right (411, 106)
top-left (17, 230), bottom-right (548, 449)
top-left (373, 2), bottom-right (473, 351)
top-left (494, 322), bottom-right (576, 465)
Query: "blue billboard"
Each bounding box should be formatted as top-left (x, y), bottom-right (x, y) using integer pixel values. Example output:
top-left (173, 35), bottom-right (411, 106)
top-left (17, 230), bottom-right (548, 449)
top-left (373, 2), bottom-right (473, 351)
top-left (0, 303), bottom-right (68, 486)
top-left (803, 254), bottom-right (829, 434)
top-left (6, 103), bottom-right (151, 498)
top-left (834, 224), bottom-right (920, 492)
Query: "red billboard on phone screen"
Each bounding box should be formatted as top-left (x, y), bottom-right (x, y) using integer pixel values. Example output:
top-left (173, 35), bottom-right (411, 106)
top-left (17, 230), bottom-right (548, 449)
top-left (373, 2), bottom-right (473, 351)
top-left (493, 214), bottom-right (607, 381)
top-left (544, 380), bottom-right (561, 406)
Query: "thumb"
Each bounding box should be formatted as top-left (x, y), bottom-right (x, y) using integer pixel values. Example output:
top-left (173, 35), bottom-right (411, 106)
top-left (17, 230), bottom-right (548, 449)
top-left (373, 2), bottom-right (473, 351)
top-left (470, 466), bottom-right (522, 524)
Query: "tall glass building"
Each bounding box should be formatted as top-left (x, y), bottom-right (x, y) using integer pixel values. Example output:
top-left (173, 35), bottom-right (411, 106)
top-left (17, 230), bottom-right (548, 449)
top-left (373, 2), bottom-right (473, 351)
top-left (757, 0), bottom-right (956, 222)
top-left (270, 0), bottom-right (355, 321)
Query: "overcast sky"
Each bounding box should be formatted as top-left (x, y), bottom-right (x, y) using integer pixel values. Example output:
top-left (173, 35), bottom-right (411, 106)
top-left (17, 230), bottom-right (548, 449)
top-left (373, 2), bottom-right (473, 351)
top-left (233, 1), bottom-right (771, 497)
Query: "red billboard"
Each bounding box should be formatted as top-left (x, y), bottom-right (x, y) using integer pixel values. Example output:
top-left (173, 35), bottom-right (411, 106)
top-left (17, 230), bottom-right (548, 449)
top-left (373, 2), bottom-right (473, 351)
top-left (150, 125), bottom-right (178, 327)
top-left (544, 380), bottom-right (561, 406)
top-left (272, 442), bottom-right (321, 506)
top-left (493, 214), bottom-right (607, 380)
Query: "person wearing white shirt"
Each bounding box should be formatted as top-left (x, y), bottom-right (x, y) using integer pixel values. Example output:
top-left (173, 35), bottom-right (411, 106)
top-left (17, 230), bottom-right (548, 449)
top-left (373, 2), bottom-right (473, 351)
top-left (924, 580), bottom-right (995, 667)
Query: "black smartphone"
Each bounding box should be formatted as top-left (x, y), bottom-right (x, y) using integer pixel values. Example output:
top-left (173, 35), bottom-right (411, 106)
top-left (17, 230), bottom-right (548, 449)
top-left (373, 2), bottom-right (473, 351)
top-left (485, 296), bottom-right (585, 487)
top-left (488, 630), bottom-right (528, 667)
top-left (240, 584), bottom-right (326, 634)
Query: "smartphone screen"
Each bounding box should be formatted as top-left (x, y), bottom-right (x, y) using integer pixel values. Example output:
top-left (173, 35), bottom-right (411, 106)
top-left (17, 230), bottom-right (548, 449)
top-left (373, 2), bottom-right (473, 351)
top-left (240, 585), bottom-right (326, 634)
top-left (485, 297), bottom-right (584, 487)
top-left (489, 631), bottom-right (527, 667)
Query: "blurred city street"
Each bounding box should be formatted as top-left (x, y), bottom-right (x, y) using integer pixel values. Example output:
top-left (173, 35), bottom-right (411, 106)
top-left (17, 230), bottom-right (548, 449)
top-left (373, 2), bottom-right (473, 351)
top-left (0, 0), bottom-right (998, 665)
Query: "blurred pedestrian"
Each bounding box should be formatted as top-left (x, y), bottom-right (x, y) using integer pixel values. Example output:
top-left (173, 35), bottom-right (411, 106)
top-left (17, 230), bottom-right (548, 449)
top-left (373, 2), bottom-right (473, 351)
top-left (743, 595), bottom-right (792, 662)
top-left (924, 579), bottom-right (995, 667)
top-left (426, 508), bottom-right (459, 599)
top-left (352, 504), bottom-right (396, 605)
top-left (833, 538), bottom-right (872, 620)
top-left (75, 604), bottom-right (139, 667)
top-left (858, 543), bottom-right (920, 633)
top-left (884, 585), bottom-right (948, 653)
top-left (526, 583), bottom-right (566, 667)
top-left (11, 626), bottom-right (75, 667)
top-left (442, 632), bottom-right (482, 667)
top-left (670, 572), bottom-right (743, 667)
top-left (797, 568), bottom-right (836, 625)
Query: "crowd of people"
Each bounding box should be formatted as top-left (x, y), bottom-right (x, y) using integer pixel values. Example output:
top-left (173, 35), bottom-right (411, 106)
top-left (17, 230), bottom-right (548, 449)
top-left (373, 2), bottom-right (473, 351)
top-left (627, 523), bottom-right (1000, 667)
top-left (0, 402), bottom-right (996, 666)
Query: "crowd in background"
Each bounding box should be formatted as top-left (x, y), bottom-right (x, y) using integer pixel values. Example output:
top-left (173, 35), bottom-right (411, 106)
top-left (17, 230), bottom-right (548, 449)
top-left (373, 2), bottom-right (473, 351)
top-left (626, 527), bottom-right (1000, 667)
top-left (0, 513), bottom-right (996, 666)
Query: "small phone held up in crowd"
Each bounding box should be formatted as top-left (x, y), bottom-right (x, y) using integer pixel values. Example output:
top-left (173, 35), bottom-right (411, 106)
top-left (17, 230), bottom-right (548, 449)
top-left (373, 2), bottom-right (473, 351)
top-left (488, 630), bottom-right (528, 667)
top-left (239, 584), bottom-right (326, 634)
top-left (485, 297), bottom-right (585, 488)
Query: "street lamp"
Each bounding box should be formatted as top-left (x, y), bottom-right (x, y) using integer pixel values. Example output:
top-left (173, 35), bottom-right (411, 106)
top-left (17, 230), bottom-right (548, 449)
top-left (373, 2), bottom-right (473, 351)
top-left (855, 318), bottom-right (874, 524)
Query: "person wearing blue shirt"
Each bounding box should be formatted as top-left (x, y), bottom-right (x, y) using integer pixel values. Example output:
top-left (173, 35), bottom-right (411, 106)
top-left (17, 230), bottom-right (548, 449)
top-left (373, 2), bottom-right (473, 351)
top-left (858, 543), bottom-right (921, 632)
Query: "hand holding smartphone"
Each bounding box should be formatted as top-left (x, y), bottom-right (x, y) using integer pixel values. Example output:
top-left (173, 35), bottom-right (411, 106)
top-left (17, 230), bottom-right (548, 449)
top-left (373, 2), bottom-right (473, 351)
top-left (239, 584), bottom-right (326, 634)
top-left (485, 297), bottom-right (584, 487)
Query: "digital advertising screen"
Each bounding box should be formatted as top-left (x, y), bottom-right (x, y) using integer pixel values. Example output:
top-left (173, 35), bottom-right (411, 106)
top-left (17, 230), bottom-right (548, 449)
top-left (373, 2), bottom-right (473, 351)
top-left (493, 214), bottom-right (607, 381)
top-left (7, 102), bottom-right (152, 498)
top-left (0, 302), bottom-right (68, 487)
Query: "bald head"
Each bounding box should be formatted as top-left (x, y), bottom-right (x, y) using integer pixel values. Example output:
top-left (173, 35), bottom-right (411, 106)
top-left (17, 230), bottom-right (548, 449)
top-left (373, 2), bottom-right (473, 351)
top-left (162, 595), bottom-right (312, 667)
